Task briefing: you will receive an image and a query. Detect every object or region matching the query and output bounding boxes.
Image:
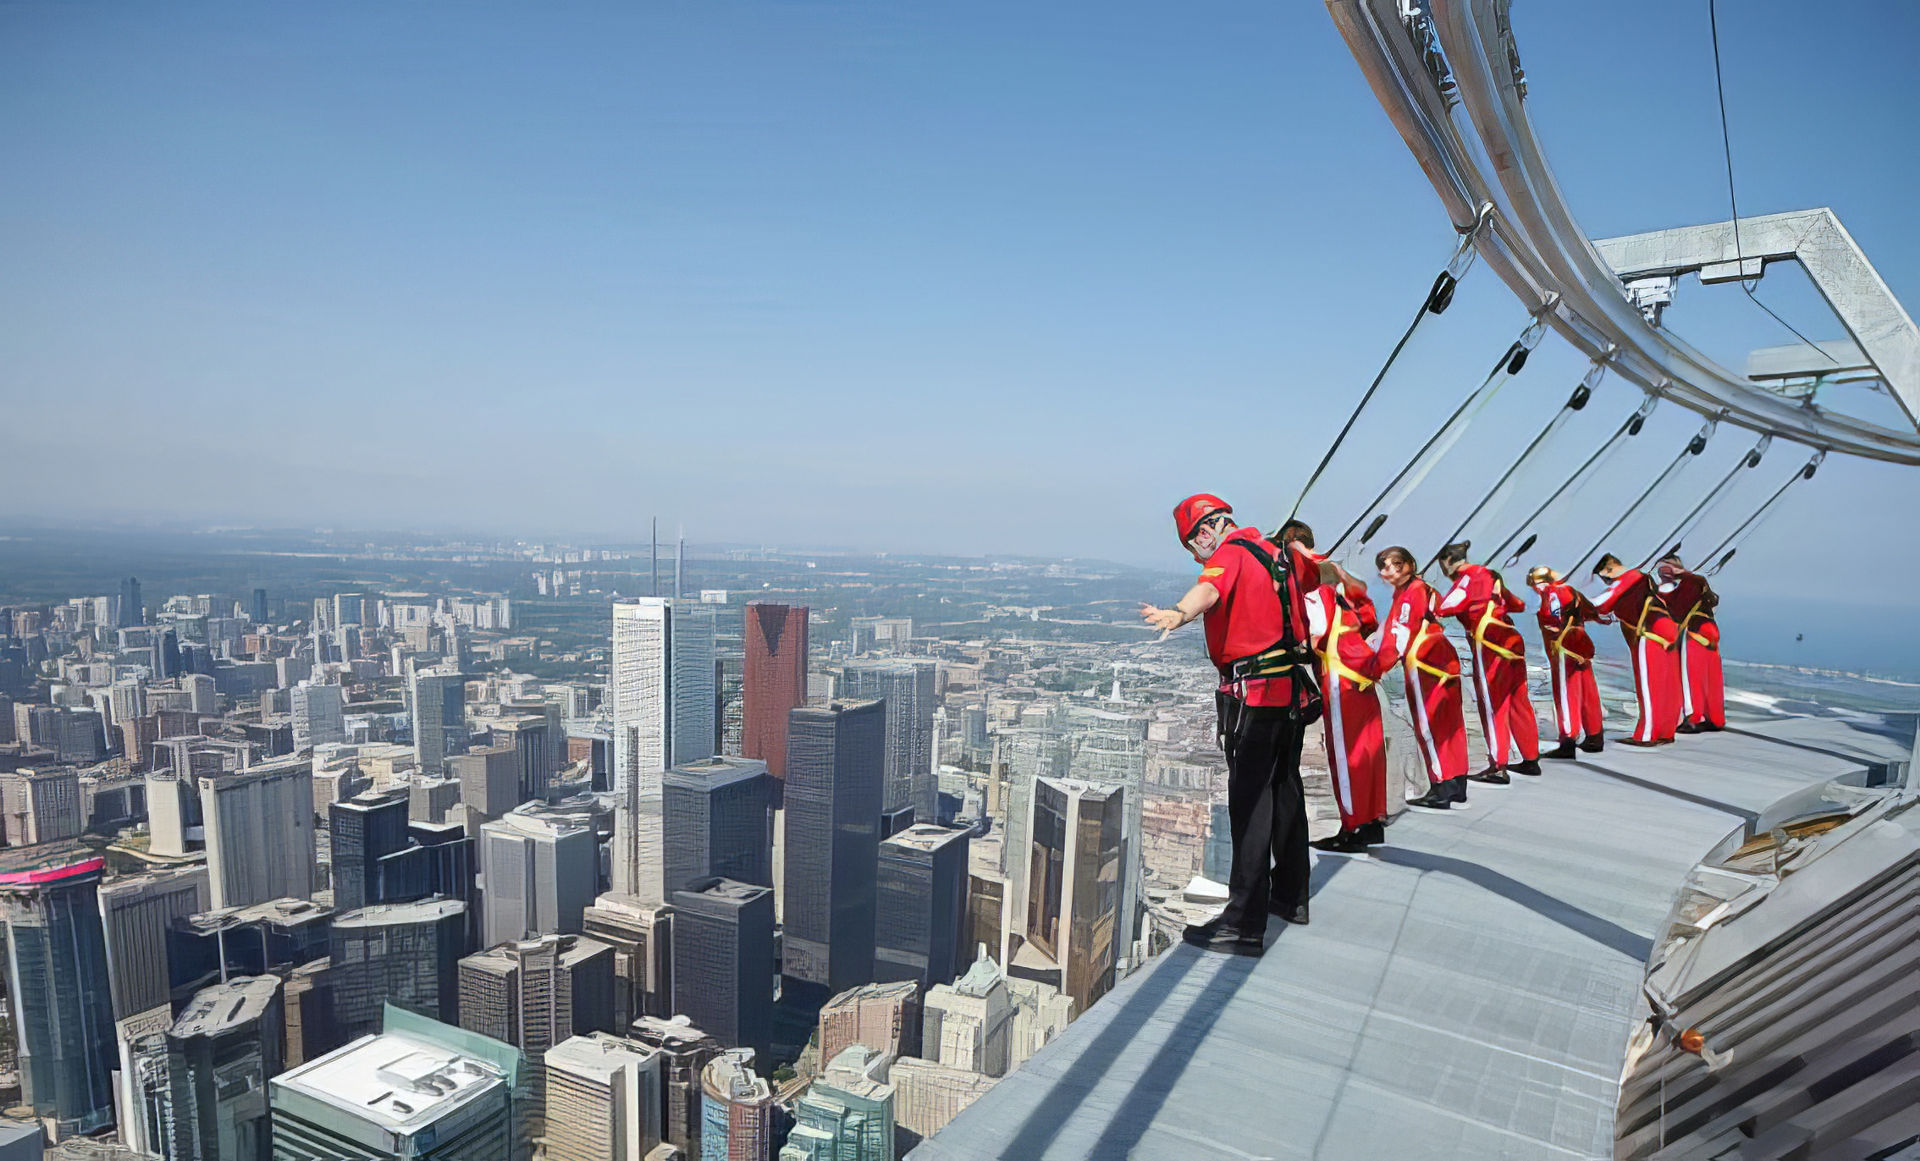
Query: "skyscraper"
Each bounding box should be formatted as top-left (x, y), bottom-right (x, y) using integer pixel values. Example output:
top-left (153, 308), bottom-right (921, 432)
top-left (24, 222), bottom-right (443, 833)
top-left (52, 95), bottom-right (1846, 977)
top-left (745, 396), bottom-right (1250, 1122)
top-left (839, 660), bottom-right (937, 819)
top-left (290, 682), bottom-right (345, 752)
top-left (627, 1016), bottom-right (722, 1160)
top-left (450, 743), bottom-right (521, 823)
top-left (0, 843), bottom-right (118, 1135)
top-left (491, 714), bottom-right (556, 802)
top-left (199, 757), bottom-right (315, 909)
top-left (118, 576), bottom-right (143, 628)
top-left (921, 949), bottom-right (1013, 1078)
top-left (329, 792), bottom-right (411, 912)
top-left (411, 669), bottom-right (469, 778)
top-left (328, 898), bottom-right (467, 1040)
top-left (0, 766), bottom-right (83, 846)
top-left (818, 980), bottom-right (921, 1065)
top-left (783, 700), bottom-right (884, 992)
top-left (874, 824), bottom-right (971, 989)
top-left (742, 602), bottom-right (809, 792)
top-left (479, 802), bottom-right (597, 946)
top-left (544, 1033), bottom-right (662, 1161)
top-left (133, 974), bottom-right (283, 1161)
top-left (663, 756), bottom-right (771, 898)
top-left (1015, 777), bottom-right (1124, 1017)
top-left (670, 878), bottom-right (774, 1065)
top-left (98, 867), bottom-right (210, 1020)
top-left (581, 894), bottom-right (673, 1028)
top-left (610, 599), bottom-right (715, 902)
top-left (269, 1014), bottom-right (518, 1161)
top-left (781, 1045), bottom-right (895, 1161)
top-left (458, 935), bottom-right (615, 1127)
top-left (700, 1049), bottom-right (775, 1161)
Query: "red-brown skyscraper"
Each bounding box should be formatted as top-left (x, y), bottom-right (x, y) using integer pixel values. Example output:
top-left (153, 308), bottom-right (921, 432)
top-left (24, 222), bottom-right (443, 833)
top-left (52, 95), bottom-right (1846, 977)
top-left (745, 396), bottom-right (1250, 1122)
top-left (743, 603), bottom-right (809, 786)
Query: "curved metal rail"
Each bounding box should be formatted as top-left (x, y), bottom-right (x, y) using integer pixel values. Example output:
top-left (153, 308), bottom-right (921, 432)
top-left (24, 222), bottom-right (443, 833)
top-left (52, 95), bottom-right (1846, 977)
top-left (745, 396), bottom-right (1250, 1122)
top-left (1326, 0), bottom-right (1920, 465)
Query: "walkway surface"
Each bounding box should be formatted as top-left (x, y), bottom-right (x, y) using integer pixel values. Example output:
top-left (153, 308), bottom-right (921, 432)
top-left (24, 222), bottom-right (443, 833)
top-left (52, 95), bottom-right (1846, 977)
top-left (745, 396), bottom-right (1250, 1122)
top-left (909, 709), bottom-right (1912, 1161)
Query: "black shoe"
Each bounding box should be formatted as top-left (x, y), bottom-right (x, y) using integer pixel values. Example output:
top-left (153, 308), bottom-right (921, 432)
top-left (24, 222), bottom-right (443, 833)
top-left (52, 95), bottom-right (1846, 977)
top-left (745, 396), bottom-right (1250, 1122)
top-left (1359, 819), bottom-right (1386, 846)
top-left (1544, 739), bottom-right (1578, 760)
top-left (1617, 738), bottom-right (1660, 748)
top-left (1311, 829), bottom-right (1368, 855)
top-left (1449, 776), bottom-right (1467, 803)
top-left (1280, 903), bottom-right (1309, 926)
top-left (1699, 721), bottom-right (1725, 732)
top-left (1407, 784), bottom-right (1452, 810)
top-left (1184, 923), bottom-right (1266, 955)
top-left (1676, 721), bottom-right (1702, 735)
top-left (1579, 734), bottom-right (1605, 753)
top-left (1468, 767), bottom-right (1512, 785)
top-left (1511, 759), bottom-right (1543, 777)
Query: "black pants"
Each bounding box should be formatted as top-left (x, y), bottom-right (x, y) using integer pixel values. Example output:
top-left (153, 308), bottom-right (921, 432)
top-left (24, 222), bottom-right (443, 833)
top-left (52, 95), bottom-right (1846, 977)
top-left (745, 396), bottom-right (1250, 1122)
top-left (1218, 703), bottom-right (1309, 935)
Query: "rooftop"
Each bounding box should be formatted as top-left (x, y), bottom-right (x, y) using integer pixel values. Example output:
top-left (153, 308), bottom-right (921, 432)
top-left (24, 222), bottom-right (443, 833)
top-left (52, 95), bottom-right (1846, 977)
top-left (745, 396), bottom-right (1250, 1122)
top-left (545, 1033), bottom-right (658, 1083)
top-left (883, 823), bottom-right (970, 853)
top-left (0, 839), bottom-right (103, 884)
top-left (273, 1030), bottom-right (507, 1132)
top-left (172, 975), bottom-right (280, 1039)
top-left (911, 710), bottom-right (1913, 1161)
top-left (333, 897), bottom-right (465, 929)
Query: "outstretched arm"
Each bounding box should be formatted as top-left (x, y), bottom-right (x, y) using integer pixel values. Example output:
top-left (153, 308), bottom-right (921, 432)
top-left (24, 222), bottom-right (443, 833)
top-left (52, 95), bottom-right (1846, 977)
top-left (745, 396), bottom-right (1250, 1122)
top-left (1141, 582), bottom-right (1219, 639)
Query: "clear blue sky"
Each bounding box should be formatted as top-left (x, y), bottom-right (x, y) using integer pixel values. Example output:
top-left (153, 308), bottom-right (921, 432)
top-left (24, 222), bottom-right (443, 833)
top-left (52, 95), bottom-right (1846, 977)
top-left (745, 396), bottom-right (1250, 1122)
top-left (4, 2), bottom-right (1918, 669)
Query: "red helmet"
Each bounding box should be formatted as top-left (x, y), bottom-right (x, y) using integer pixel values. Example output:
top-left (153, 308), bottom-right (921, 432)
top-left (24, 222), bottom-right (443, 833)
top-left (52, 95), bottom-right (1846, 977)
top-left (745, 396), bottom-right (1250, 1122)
top-left (1173, 493), bottom-right (1232, 542)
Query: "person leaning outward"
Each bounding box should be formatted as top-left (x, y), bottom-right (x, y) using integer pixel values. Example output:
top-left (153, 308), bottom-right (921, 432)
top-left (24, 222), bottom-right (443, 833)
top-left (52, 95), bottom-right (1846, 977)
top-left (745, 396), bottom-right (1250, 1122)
top-left (1434, 541), bottom-right (1543, 781)
top-left (1143, 494), bottom-right (1321, 955)
top-left (1377, 546), bottom-right (1470, 809)
top-left (1277, 522), bottom-right (1394, 854)
top-left (1656, 552), bottom-right (1725, 732)
top-left (1528, 565), bottom-right (1608, 757)
top-left (1591, 553), bottom-right (1683, 745)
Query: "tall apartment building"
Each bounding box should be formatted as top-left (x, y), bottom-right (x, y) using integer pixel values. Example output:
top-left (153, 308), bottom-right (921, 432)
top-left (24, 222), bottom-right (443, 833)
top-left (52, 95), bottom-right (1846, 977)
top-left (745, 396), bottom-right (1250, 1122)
top-left (628, 1016), bottom-right (722, 1160)
top-left (290, 682), bottom-right (345, 751)
top-left (742, 603), bottom-right (809, 791)
top-left (889, 1057), bottom-right (998, 1146)
top-left (0, 766), bottom-right (84, 846)
top-left (581, 894), bottom-right (673, 1028)
top-left (328, 898), bottom-right (467, 1041)
top-left (199, 757), bottom-right (316, 910)
top-left (701, 1048), bottom-right (776, 1161)
top-left (491, 715), bottom-right (556, 802)
top-left (329, 792), bottom-right (412, 912)
top-left (670, 878), bottom-right (773, 1066)
top-left (410, 669), bottom-right (469, 778)
top-left (98, 867), bottom-right (210, 1020)
top-left (0, 843), bottom-right (118, 1135)
top-left (1015, 777), bottom-right (1125, 1018)
top-left (839, 659), bottom-right (937, 819)
top-left (479, 802), bottom-right (597, 946)
top-left (450, 743), bottom-right (521, 822)
top-left (874, 824), bottom-right (970, 989)
top-left (459, 935), bottom-right (614, 1126)
top-left (131, 974), bottom-right (283, 1161)
top-left (269, 1016), bottom-right (517, 1161)
top-left (544, 1033), bottom-right (662, 1161)
top-left (818, 980), bottom-right (921, 1066)
top-left (921, 949), bottom-right (1014, 1078)
top-left (782, 700), bottom-right (884, 992)
top-left (609, 598), bottom-right (715, 902)
top-left (663, 755), bottom-right (771, 898)
top-left (781, 1045), bottom-right (895, 1161)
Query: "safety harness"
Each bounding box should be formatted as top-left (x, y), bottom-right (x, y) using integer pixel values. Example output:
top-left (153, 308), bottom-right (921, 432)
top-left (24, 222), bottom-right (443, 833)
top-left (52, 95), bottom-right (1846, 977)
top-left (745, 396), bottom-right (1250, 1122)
top-left (1318, 592), bottom-right (1377, 692)
top-left (1402, 582), bottom-right (1458, 685)
top-left (1215, 538), bottom-right (1322, 727)
top-left (1625, 577), bottom-right (1676, 648)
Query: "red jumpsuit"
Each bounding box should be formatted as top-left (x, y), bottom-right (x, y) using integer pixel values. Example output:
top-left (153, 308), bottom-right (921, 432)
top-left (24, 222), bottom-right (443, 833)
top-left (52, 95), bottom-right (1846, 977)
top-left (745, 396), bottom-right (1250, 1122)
top-left (1535, 581), bottom-right (1605, 744)
top-left (1661, 572), bottom-right (1725, 729)
top-left (1384, 579), bottom-right (1469, 786)
top-left (1592, 569), bottom-right (1683, 743)
top-left (1305, 583), bottom-right (1392, 833)
top-left (1437, 564), bottom-right (1540, 769)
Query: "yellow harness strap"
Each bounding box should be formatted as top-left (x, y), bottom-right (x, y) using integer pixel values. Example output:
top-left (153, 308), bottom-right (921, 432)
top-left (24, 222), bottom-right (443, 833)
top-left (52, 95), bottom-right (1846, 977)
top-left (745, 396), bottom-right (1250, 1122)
top-left (1321, 601), bottom-right (1376, 691)
top-left (1631, 594), bottom-right (1675, 648)
top-left (1472, 601), bottom-right (1524, 662)
top-left (1405, 620), bottom-right (1457, 683)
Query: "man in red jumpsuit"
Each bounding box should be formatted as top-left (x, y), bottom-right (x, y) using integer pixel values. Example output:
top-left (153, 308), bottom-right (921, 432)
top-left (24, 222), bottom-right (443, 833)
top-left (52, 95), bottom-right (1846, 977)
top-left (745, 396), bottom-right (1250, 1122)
top-left (1142, 494), bottom-right (1320, 954)
top-left (1591, 553), bottom-right (1683, 745)
top-left (1435, 542), bottom-right (1543, 781)
top-left (1527, 566), bottom-right (1607, 757)
top-left (1376, 546), bottom-right (1470, 809)
top-left (1657, 552), bottom-right (1725, 732)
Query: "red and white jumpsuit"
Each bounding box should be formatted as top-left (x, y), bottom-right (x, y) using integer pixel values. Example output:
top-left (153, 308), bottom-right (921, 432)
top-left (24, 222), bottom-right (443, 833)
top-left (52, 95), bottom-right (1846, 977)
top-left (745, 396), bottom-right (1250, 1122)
top-left (1535, 580), bottom-right (1605, 744)
top-left (1661, 571), bottom-right (1725, 729)
top-left (1384, 578), bottom-right (1469, 787)
top-left (1437, 564), bottom-right (1540, 769)
top-left (1305, 582), bottom-right (1392, 834)
top-left (1592, 568), bottom-right (1683, 743)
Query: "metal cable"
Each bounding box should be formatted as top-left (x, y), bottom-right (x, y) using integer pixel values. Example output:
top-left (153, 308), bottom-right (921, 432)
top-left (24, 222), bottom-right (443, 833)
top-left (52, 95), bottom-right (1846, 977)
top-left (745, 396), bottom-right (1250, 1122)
top-left (1487, 394), bottom-right (1657, 568)
top-left (1701, 450), bottom-right (1825, 574)
top-left (1566, 417), bottom-right (1719, 578)
top-left (1636, 433), bottom-right (1771, 569)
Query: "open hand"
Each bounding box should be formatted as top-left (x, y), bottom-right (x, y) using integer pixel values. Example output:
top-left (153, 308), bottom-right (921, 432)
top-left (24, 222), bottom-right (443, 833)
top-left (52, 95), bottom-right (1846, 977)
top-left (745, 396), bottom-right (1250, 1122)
top-left (1140, 603), bottom-right (1184, 639)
